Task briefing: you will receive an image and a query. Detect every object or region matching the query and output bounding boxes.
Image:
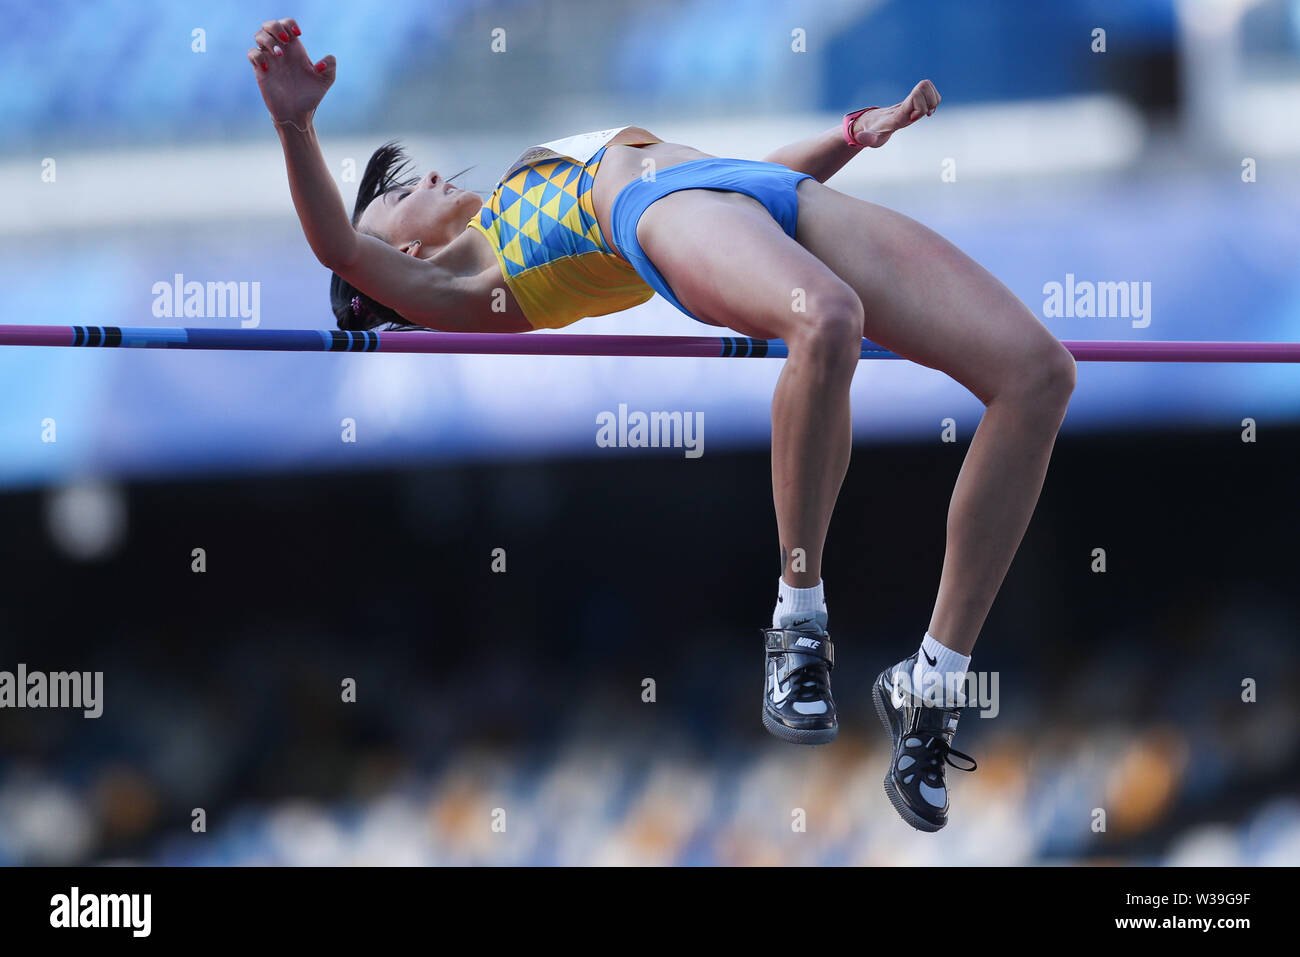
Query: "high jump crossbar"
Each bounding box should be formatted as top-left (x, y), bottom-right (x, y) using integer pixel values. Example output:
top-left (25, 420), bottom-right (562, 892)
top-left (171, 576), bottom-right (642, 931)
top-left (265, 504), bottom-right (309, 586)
top-left (1, 325), bottom-right (1299, 362)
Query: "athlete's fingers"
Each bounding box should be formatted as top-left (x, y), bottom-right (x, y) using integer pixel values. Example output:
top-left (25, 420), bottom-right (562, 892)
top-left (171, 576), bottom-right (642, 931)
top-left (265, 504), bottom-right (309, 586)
top-left (314, 53), bottom-right (336, 79)
top-left (247, 47), bottom-right (269, 73)
top-left (257, 21), bottom-right (287, 57)
top-left (254, 28), bottom-right (280, 57)
top-left (907, 81), bottom-right (928, 118)
top-left (270, 18), bottom-right (293, 44)
top-left (920, 79), bottom-right (940, 115)
top-left (281, 17), bottom-right (302, 40)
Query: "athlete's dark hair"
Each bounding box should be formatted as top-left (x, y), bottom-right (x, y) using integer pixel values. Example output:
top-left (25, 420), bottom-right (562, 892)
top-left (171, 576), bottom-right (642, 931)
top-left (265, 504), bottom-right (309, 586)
top-left (329, 140), bottom-right (424, 331)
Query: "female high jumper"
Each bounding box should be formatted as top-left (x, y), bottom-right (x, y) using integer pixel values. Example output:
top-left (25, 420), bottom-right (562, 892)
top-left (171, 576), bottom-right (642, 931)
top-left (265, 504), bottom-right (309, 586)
top-left (250, 17), bottom-right (1075, 832)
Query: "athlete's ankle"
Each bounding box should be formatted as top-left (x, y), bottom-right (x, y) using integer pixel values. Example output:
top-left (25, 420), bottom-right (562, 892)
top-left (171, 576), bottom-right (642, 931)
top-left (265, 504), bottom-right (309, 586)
top-left (772, 577), bottom-right (827, 630)
top-left (911, 632), bottom-right (970, 706)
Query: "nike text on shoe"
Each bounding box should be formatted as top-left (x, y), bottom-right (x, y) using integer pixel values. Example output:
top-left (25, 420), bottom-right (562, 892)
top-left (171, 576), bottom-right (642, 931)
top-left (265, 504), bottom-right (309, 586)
top-left (761, 625), bottom-right (838, 745)
top-left (872, 653), bottom-right (977, 831)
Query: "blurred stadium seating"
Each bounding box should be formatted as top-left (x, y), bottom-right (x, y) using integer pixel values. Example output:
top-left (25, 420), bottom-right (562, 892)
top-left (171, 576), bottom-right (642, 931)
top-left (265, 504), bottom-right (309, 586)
top-left (1, 434), bottom-right (1297, 866)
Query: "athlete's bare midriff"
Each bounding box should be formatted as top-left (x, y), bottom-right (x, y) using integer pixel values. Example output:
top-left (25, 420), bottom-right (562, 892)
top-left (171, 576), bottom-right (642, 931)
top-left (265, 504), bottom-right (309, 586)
top-left (590, 141), bottom-right (715, 254)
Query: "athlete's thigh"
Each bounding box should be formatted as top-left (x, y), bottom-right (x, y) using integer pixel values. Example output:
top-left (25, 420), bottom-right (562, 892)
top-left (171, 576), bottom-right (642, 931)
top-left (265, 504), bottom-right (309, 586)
top-left (636, 189), bottom-right (857, 339)
top-left (794, 179), bottom-right (1059, 401)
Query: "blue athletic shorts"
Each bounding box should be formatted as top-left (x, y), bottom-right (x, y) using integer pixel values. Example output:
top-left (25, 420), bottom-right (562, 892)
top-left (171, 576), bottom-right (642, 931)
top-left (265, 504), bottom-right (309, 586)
top-left (607, 158), bottom-right (814, 321)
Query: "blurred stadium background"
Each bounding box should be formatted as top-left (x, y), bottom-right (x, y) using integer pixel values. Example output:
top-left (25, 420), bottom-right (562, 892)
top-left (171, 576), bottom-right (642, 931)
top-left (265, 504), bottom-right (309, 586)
top-left (1, 0), bottom-right (1298, 865)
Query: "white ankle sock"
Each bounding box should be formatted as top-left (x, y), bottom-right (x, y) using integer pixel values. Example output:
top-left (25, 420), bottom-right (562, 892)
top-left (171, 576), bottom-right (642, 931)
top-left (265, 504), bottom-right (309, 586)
top-left (911, 632), bottom-right (970, 705)
top-left (772, 578), bottom-right (826, 629)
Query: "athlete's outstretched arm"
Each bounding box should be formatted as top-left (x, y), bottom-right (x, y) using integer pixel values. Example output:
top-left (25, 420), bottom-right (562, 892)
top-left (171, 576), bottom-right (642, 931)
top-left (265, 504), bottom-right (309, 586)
top-left (248, 17), bottom-right (477, 329)
top-left (762, 79), bottom-right (940, 182)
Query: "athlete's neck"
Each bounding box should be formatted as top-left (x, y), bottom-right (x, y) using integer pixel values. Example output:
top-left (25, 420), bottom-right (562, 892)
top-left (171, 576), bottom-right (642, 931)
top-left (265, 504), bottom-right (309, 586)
top-left (428, 226), bottom-right (498, 276)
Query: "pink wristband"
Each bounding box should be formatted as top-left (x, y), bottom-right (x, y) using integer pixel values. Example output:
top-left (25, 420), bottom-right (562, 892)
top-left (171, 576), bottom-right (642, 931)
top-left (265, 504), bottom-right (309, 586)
top-left (842, 107), bottom-right (880, 148)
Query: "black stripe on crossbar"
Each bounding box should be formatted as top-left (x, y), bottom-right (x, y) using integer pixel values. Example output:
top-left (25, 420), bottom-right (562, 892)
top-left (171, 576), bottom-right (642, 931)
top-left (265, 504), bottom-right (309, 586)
top-left (328, 331), bottom-right (381, 352)
top-left (72, 325), bottom-right (113, 347)
top-left (719, 337), bottom-right (769, 358)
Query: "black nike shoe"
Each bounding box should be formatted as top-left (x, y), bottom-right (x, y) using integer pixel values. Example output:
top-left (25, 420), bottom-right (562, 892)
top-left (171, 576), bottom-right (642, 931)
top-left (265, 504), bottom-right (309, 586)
top-left (872, 653), bottom-right (977, 831)
top-left (761, 616), bottom-right (838, 745)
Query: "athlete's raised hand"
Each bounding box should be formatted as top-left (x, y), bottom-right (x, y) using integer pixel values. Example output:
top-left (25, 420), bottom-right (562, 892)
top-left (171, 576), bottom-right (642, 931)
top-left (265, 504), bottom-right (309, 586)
top-left (849, 79), bottom-right (941, 148)
top-left (247, 17), bottom-right (336, 127)
top-left (897, 78), bottom-right (941, 124)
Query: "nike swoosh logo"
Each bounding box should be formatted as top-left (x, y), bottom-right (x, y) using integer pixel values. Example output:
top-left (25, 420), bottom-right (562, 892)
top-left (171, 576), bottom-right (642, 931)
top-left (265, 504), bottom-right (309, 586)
top-left (771, 663), bottom-right (792, 706)
top-left (890, 672), bottom-right (907, 709)
top-left (924, 650), bottom-right (937, 666)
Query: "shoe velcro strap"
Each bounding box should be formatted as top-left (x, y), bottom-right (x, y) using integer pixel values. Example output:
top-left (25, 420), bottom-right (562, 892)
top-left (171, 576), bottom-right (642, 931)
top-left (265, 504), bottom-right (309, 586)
top-left (763, 628), bottom-right (834, 667)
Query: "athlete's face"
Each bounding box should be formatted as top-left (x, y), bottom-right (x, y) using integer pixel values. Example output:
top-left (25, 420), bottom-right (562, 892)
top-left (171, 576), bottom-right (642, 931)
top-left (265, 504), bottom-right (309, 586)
top-left (356, 168), bottom-right (483, 254)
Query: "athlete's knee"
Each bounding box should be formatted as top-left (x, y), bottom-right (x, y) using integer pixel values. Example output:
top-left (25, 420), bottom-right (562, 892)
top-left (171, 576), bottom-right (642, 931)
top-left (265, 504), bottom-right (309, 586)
top-left (789, 288), bottom-right (864, 374)
top-left (1038, 339), bottom-right (1076, 405)
top-left (1003, 336), bottom-right (1075, 411)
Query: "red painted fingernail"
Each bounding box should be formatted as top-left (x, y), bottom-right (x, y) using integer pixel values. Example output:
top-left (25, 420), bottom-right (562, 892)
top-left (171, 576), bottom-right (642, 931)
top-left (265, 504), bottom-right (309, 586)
top-left (261, 62), bottom-right (268, 71)
top-left (315, 61), bottom-right (326, 72)
top-left (279, 32), bottom-right (289, 42)
top-left (291, 25), bottom-right (301, 36)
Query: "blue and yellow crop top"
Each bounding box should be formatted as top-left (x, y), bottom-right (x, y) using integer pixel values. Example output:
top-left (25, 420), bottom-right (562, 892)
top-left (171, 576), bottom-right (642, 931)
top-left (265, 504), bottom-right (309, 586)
top-left (467, 127), bottom-right (661, 329)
